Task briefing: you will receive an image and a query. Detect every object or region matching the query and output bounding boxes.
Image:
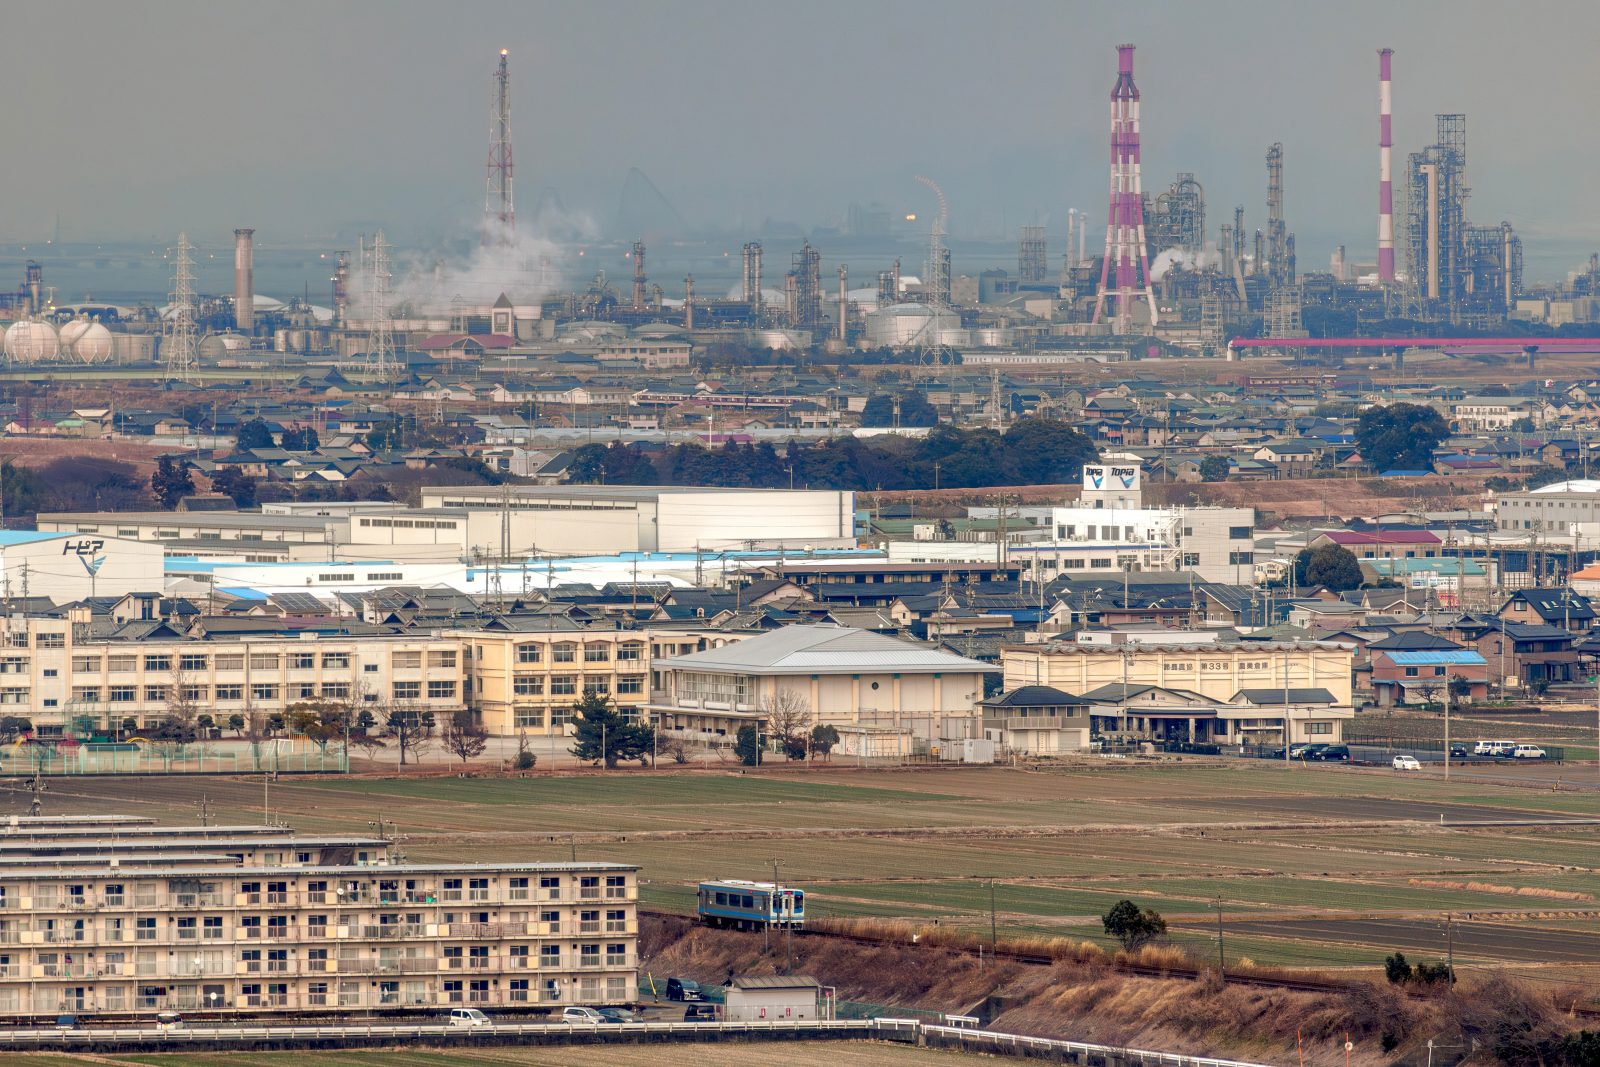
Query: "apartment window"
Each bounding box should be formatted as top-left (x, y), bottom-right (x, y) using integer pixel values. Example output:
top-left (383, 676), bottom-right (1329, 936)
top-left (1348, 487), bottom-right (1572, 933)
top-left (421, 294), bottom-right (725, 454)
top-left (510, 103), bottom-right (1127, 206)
top-left (617, 676), bottom-right (644, 695)
top-left (540, 945), bottom-right (561, 967)
top-left (143, 654), bottom-right (171, 671)
top-left (143, 685), bottom-right (168, 702)
top-left (71, 686), bottom-right (102, 704)
top-left (513, 675), bottom-right (544, 696)
top-left (177, 917), bottom-right (197, 940)
top-left (288, 683), bottom-right (313, 699)
top-left (551, 643), bottom-right (577, 664)
top-left (319, 684), bottom-right (350, 700)
top-left (135, 918), bottom-right (157, 941)
top-left (515, 644), bottom-right (542, 664)
top-left (1404, 667), bottom-right (1419, 677)
top-left (605, 875), bottom-right (626, 898)
top-left (203, 916), bottom-right (223, 939)
top-left (579, 944), bottom-right (600, 967)
top-left (36, 633), bottom-right (65, 649)
top-left (583, 646), bottom-right (610, 663)
top-left (288, 652), bottom-right (315, 670)
top-left (250, 654), bottom-right (280, 670)
top-left (428, 650), bottom-right (457, 669)
top-left (617, 643), bottom-right (644, 662)
top-left (513, 708), bottom-right (545, 729)
top-left (606, 943), bottom-right (627, 965)
top-left (1306, 721), bottom-right (1333, 735)
top-left (1091, 558), bottom-right (1112, 568)
top-left (584, 678), bottom-right (610, 696)
top-left (392, 651), bottom-right (422, 670)
top-left (579, 876), bottom-right (600, 899)
top-left (428, 681), bottom-right (457, 700)
top-left (1229, 526), bottom-right (1252, 539)
top-left (71, 655), bottom-right (101, 673)
top-left (322, 653), bottom-right (350, 669)
top-left (550, 675), bottom-right (576, 696)
top-left (252, 683), bottom-right (279, 701)
top-left (181, 685), bottom-right (208, 703)
top-left (179, 654), bottom-right (208, 671)
top-left (214, 654), bottom-right (244, 671)
top-left (0, 657), bottom-right (28, 674)
top-left (216, 685), bottom-right (243, 701)
top-left (1181, 553), bottom-right (1201, 567)
top-left (607, 909), bottom-right (628, 932)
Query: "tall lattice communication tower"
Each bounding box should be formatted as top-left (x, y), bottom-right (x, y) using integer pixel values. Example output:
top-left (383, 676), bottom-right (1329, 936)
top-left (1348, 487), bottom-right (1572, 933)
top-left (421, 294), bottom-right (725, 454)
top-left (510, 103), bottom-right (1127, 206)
top-left (914, 175), bottom-right (951, 306)
top-left (164, 233), bottom-right (198, 382)
top-left (1091, 44), bottom-right (1158, 334)
top-left (484, 48), bottom-right (515, 243)
top-left (363, 231), bottom-right (398, 382)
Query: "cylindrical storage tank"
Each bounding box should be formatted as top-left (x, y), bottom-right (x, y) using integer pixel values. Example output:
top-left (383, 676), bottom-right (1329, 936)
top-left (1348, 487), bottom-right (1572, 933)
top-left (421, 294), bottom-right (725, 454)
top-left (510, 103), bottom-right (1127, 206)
top-left (749, 328), bottom-right (808, 350)
top-left (973, 327), bottom-right (1011, 348)
top-left (58, 317), bottom-right (91, 357)
top-left (112, 332), bottom-right (157, 363)
top-left (4, 319), bottom-right (60, 363)
top-left (288, 329), bottom-right (310, 353)
top-left (74, 322), bottom-right (114, 364)
top-left (864, 303), bottom-right (960, 348)
top-left (274, 329), bottom-right (290, 353)
top-left (936, 327), bottom-right (970, 347)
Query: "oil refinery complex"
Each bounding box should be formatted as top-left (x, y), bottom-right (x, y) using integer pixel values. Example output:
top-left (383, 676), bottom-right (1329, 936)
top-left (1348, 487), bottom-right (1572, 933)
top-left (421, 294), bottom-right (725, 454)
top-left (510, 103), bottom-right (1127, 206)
top-left (3, 44), bottom-right (1597, 383)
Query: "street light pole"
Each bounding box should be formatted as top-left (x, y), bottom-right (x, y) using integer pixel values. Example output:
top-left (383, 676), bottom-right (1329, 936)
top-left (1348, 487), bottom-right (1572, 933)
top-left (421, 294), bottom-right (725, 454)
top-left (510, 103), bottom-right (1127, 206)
top-left (1443, 675), bottom-right (1451, 779)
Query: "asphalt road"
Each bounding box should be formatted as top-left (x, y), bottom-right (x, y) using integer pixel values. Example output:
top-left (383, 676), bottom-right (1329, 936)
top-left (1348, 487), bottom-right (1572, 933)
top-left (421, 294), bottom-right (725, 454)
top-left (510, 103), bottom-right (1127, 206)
top-left (1201, 795), bottom-right (1596, 825)
top-left (1205, 917), bottom-right (1600, 963)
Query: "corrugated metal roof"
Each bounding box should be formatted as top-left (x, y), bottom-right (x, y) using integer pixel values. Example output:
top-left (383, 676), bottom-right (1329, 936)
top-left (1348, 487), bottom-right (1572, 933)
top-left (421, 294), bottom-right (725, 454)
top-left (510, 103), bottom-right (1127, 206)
top-left (1382, 650), bottom-right (1487, 666)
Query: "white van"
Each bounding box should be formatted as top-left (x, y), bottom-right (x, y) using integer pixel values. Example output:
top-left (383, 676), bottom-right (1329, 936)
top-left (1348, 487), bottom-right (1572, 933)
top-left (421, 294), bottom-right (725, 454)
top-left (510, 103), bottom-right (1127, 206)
top-left (448, 1008), bottom-right (492, 1028)
top-left (1473, 740), bottom-right (1498, 755)
top-left (1511, 744), bottom-right (1546, 759)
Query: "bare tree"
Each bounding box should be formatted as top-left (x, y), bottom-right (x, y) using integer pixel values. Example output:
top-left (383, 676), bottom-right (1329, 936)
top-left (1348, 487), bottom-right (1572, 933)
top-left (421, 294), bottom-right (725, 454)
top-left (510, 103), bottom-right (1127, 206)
top-left (658, 736), bottom-right (692, 765)
top-left (760, 688), bottom-right (814, 761)
top-left (441, 711), bottom-right (490, 767)
top-left (384, 703), bottom-right (436, 766)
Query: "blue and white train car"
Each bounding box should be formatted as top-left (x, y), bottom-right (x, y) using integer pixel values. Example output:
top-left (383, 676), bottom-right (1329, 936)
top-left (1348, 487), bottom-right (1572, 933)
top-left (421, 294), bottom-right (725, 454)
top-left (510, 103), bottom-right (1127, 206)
top-left (696, 879), bottom-right (805, 930)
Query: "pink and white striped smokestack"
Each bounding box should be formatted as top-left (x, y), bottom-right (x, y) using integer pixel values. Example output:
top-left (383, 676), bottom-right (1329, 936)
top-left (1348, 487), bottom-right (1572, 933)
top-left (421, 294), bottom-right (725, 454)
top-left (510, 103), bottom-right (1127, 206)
top-left (1378, 48), bottom-right (1395, 283)
top-left (1091, 43), bottom-right (1158, 332)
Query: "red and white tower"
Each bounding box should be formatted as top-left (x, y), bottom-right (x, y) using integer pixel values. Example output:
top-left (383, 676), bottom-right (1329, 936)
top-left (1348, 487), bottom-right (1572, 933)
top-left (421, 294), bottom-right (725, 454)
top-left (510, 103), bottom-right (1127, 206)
top-left (1092, 44), bottom-right (1158, 334)
top-left (485, 48), bottom-right (515, 244)
top-left (1377, 47), bottom-right (1396, 283)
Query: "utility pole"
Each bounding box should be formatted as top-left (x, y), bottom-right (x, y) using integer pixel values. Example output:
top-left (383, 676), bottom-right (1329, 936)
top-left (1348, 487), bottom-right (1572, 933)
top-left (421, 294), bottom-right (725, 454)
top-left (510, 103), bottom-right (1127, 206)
top-left (989, 878), bottom-right (998, 951)
top-left (1215, 895), bottom-right (1226, 973)
top-left (1443, 676), bottom-right (1451, 779)
top-left (1444, 911), bottom-right (1454, 981)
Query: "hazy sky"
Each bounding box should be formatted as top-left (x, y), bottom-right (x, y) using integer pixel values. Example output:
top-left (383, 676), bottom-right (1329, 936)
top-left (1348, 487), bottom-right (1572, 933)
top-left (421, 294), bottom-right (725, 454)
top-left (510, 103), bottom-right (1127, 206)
top-left (12, 0), bottom-right (1600, 277)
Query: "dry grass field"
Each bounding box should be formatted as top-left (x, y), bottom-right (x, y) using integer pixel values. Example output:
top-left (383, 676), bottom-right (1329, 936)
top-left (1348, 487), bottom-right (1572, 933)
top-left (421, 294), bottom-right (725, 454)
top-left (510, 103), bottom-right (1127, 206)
top-left (17, 760), bottom-right (1598, 976)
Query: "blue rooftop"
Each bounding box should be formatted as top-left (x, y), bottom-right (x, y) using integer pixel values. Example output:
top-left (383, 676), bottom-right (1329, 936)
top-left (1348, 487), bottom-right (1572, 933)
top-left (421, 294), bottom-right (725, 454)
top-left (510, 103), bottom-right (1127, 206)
top-left (1384, 650), bottom-right (1487, 666)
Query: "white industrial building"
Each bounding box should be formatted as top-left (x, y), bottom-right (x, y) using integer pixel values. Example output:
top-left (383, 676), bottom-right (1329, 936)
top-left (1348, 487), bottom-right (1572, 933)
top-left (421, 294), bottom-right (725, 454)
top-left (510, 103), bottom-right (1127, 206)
top-left (0, 532), bottom-right (166, 601)
top-left (418, 486), bottom-right (857, 554)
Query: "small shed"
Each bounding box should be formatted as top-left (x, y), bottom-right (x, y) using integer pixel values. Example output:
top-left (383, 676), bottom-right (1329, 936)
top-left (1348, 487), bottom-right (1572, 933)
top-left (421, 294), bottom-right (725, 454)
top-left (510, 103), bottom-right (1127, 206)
top-left (723, 974), bottom-right (821, 1021)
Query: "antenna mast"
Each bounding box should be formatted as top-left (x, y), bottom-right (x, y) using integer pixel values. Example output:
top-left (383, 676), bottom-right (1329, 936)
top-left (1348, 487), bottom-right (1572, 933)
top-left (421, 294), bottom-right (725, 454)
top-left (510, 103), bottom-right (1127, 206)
top-left (164, 233), bottom-right (198, 382)
top-left (485, 48), bottom-right (515, 243)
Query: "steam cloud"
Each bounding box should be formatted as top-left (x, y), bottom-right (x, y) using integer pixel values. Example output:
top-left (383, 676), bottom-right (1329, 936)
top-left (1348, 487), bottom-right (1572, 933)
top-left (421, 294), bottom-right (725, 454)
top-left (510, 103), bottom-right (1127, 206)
top-left (1149, 245), bottom-right (1221, 282)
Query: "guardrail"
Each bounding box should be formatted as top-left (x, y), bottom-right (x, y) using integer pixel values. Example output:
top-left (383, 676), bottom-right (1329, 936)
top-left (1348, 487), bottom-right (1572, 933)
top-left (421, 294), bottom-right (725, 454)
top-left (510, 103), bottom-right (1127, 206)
top-left (879, 1019), bottom-right (1278, 1067)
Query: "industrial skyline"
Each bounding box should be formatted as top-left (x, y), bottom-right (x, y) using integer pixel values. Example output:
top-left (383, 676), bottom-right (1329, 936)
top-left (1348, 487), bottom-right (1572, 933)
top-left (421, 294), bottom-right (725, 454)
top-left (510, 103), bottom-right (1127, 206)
top-left (8, 0), bottom-right (1599, 283)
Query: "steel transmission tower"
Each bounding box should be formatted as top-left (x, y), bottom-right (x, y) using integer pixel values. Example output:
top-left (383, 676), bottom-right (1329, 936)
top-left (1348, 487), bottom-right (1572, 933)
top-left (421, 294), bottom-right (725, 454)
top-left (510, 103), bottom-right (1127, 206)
top-left (164, 233), bottom-right (198, 382)
top-left (914, 175), bottom-right (951, 307)
top-left (364, 231), bottom-right (398, 382)
top-left (485, 48), bottom-right (514, 243)
top-left (1091, 44), bottom-right (1158, 334)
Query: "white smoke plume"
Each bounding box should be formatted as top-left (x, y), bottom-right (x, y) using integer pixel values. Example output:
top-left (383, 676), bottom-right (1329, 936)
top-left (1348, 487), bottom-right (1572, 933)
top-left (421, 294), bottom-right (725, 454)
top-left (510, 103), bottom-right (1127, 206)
top-left (346, 205), bottom-right (597, 321)
top-left (1149, 244), bottom-right (1221, 282)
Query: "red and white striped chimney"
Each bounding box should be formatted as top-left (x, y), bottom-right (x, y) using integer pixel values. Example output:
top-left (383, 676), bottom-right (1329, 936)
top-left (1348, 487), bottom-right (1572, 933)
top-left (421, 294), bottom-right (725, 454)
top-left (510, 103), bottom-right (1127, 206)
top-left (1378, 48), bottom-right (1395, 283)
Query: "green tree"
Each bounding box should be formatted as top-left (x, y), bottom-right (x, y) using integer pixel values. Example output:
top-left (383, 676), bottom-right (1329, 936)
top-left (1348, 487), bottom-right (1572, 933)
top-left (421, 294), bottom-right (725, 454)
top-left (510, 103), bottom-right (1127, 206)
top-left (1355, 402), bottom-right (1449, 472)
top-left (236, 417), bottom-right (276, 451)
top-left (1384, 952), bottom-right (1413, 985)
top-left (734, 724), bottom-right (762, 766)
top-left (1101, 899), bottom-right (1167, 950)
top-left (281, 426), bottom-right (320, 451)
top-left (861, 392), bottom-right (938, 428)
top-left (1294, 544), bottom-right (1363, 591)
top-left (568, 692), bottom-right (653, 768)
top-left (1001, 418), bottom-right (1099, 485)
top-left (0, 716), bottom-right (31, 742)
top-left (1198, 455), bottom-right (1231, 482)
top-left (151, 455), bottom-right (195, 510)
top-left (809, 723), bottom-right (840, 761)
top-left (566, 443), bottom-right (608, 484)
top-left (210, 467), bottom-right (257, 507)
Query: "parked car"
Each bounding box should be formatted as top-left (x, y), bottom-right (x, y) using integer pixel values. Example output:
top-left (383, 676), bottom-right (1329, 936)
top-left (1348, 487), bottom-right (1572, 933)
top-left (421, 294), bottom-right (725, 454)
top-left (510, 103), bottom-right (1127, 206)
top-left (1449, 745), bottom-right (1469, 759)
top-left (54, 1015), bottom-right (80, 1031)
top-left (1311, 745), bottom-right (1349, 762)
top-left (1392, 755), bottom-right (1422, 770)
top-left (1511, 744), bottom-right (1547, 759)
top-left (1287, 743), bottom-right (1319, 760)
top-left (1482, 741), bottom-right (1516, 758)
top-left (561, 1006), bottom-right (605, 1024)
top-left (1473, 740), bottom-right (1498, 755)
top-left (684, 1003), bottom-right (720, 1021)
top-left (156, 1011), bottom-right (184, 1031)
top-left (666, 977), bottom-right (703, 1002)
top-left (597, 1007), bottom-right (636, 1024)
top-left (448, 1008), bottom-right (492, 1028)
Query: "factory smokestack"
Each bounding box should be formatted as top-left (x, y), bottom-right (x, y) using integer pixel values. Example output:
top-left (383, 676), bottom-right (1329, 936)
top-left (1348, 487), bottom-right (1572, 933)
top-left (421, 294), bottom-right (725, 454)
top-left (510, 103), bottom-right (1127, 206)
top-left (234, 228), bottom-right (255, 333)
top-left (684, 275), bottom-right (695, 330)
top-left (837, 264), bottom-right (848, 343)
top-left (1091, 44), bottom-right (1158, 332)
top-left (1378, 48), bottom-right (1395, 283)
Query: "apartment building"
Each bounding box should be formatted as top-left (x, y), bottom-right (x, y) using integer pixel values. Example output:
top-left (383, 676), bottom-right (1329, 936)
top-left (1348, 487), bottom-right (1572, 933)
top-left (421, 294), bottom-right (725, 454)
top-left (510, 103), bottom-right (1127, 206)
top-left (1, 612), bottom-right (466, 735)
top-left (461, 626), bottom-right (746, 736)
top-left (0, 818), bottom-right (638, 1020)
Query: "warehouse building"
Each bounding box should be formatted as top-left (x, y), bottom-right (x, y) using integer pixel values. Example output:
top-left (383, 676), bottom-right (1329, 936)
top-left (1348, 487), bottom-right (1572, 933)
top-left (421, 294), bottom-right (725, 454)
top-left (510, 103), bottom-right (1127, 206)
top-left (0, 532), bottom-right (166, 601)
top-left (0, 816), bottom-right (638, 1020)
